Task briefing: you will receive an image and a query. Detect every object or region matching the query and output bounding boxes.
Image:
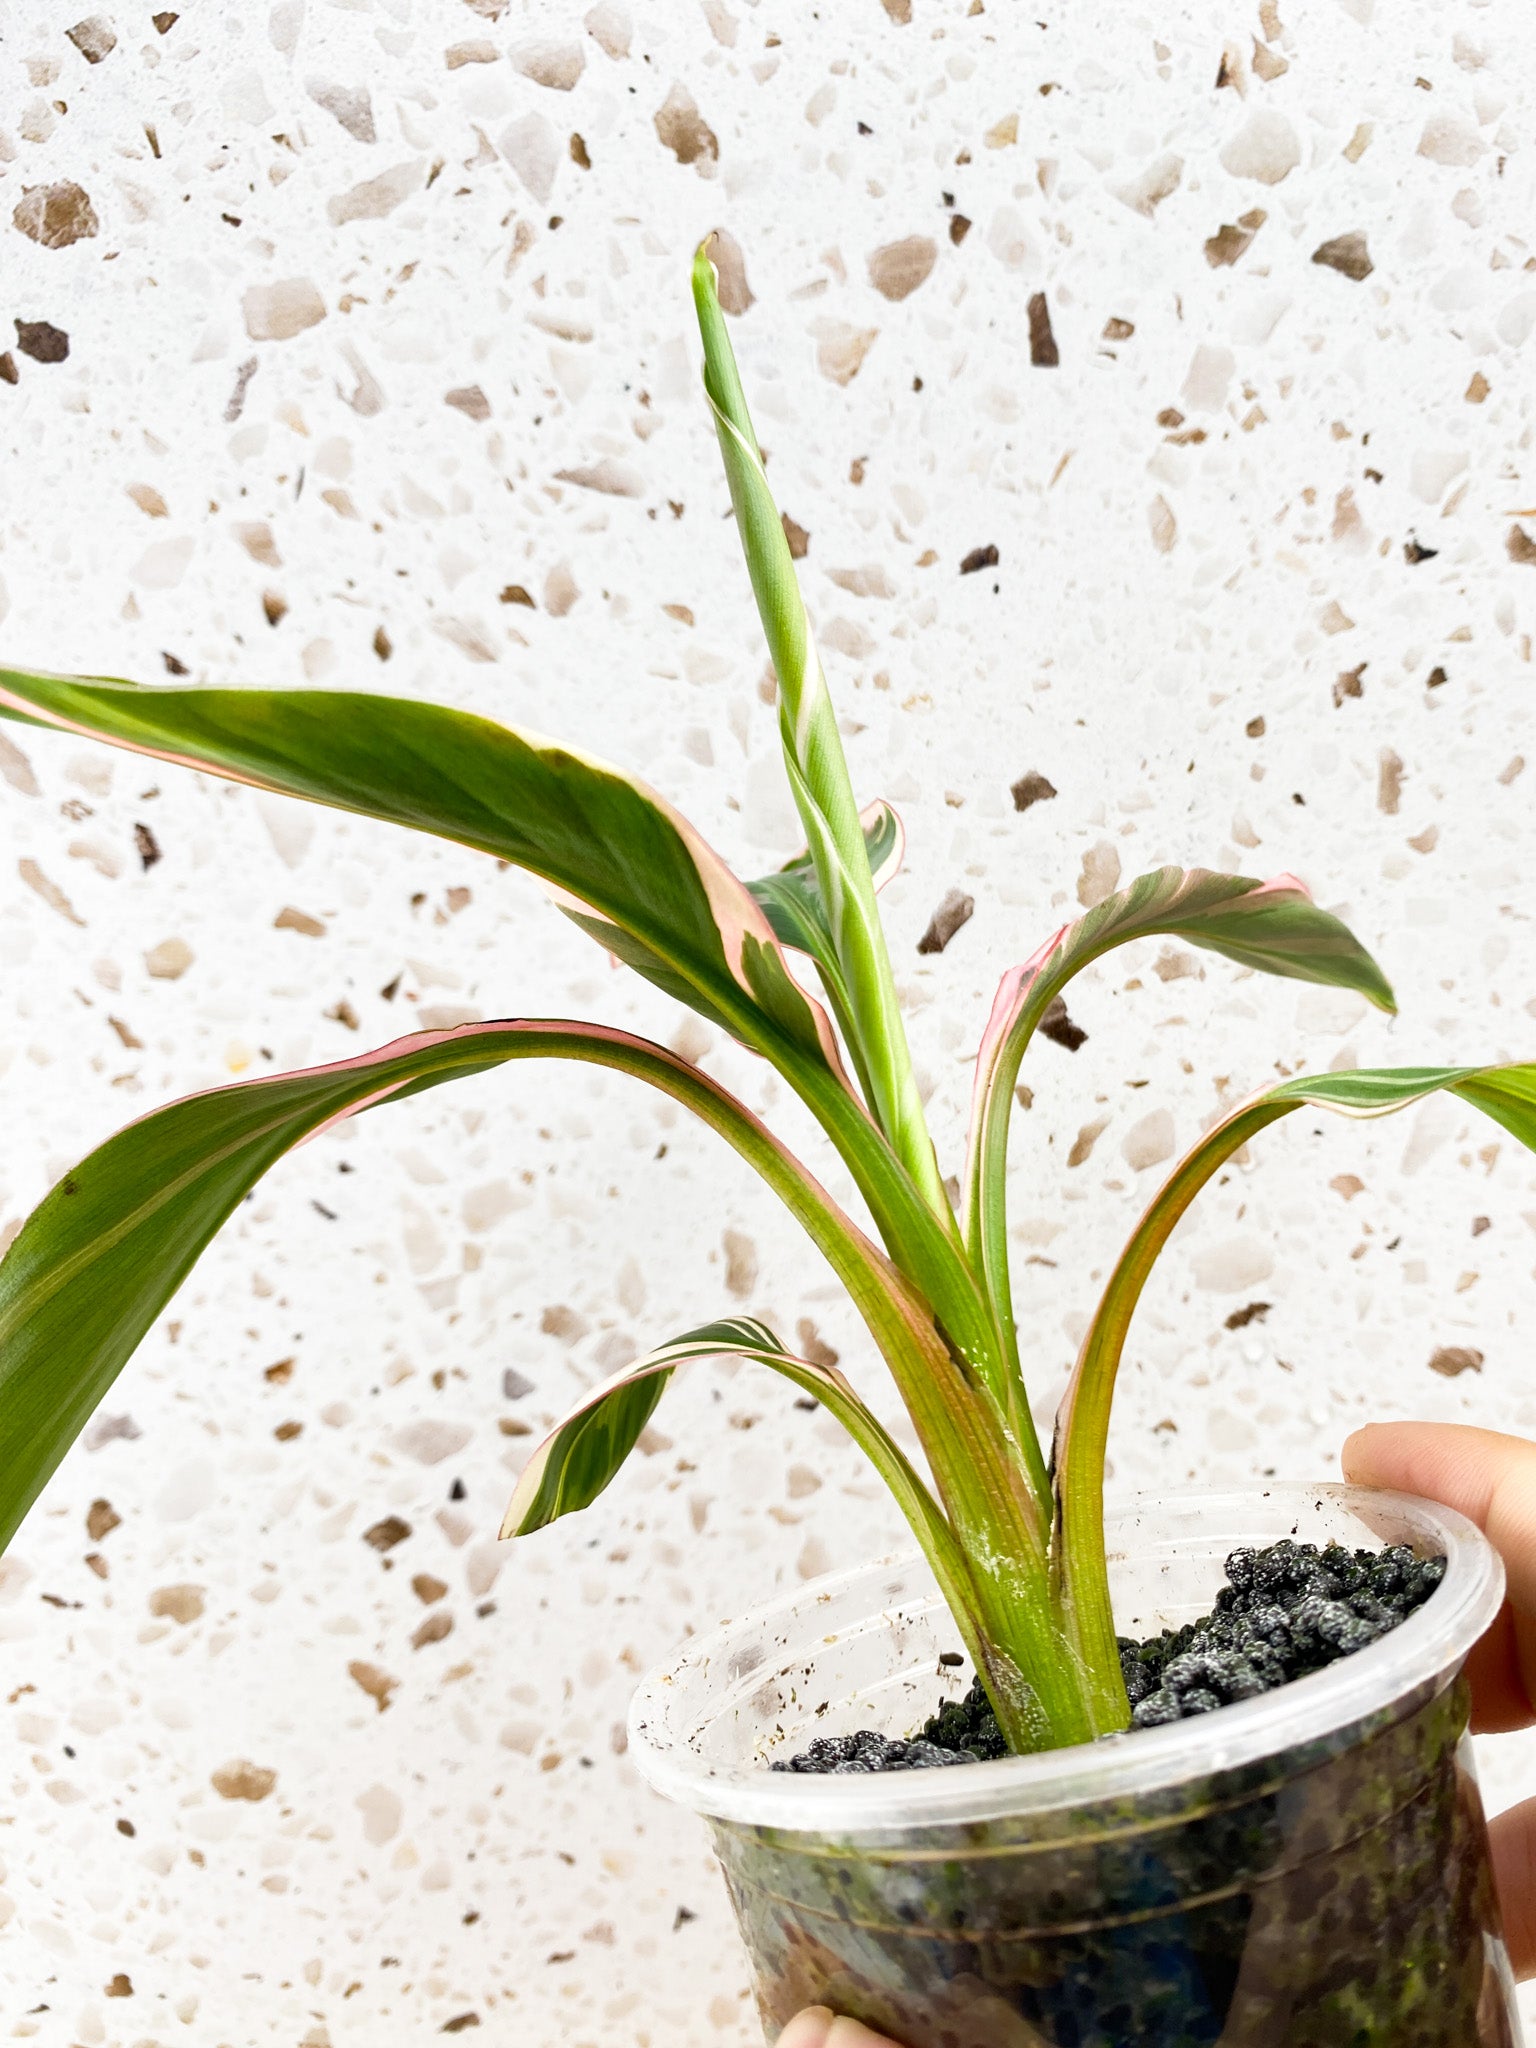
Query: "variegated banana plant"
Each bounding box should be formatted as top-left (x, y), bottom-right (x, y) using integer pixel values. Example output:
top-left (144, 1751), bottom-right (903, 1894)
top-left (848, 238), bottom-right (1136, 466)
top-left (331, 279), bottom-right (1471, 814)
top-left (2, 239), bottom-right (1534, 1755)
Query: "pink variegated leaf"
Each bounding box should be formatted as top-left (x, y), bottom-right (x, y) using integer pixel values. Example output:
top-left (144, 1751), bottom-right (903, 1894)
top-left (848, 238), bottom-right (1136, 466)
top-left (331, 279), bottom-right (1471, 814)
top-left (1052, 1060), bottom-right (1536, 1728)
top-left (961, 867), bottom-right (1396, 1473)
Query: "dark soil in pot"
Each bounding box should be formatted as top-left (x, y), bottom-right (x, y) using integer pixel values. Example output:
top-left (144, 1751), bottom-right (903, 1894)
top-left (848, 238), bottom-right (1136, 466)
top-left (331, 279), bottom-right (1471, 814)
top-left (773, 1538), bottom-right (1449, 1775)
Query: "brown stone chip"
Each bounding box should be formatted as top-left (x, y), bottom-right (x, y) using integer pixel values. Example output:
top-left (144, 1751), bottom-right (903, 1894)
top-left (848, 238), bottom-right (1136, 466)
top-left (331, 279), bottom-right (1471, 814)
top-left (1428, 1345), bottom-right (1483, 1378)
top-left (1333, 663), bottom-right (1366, 707)
top-left (1027, 291), bottom-right (1059, 367)
top-left (709, 228), bottom-right (754, 314)
top-left (1312, 232), bottom-right (1373, 281)
top-left (15, 319), bottom-right (69, 364)
top-left (654, 84), bottom-right (718, 167)
top-left (960, 543), bottom-right (999, 575)
top-left (781, 512), bottom-right (809, 559)
top-left (1224, 1301), bottom-right (1271, 1330)
top-left (348, 1660), bottom-right (399, 1711)
top-left (1102, 316), bottom-right (1135, 341)
top-left (412, 1611), bottom-right (454, 1649)
top-left (86, 1499), bottom-right (120, 1541)
top-left (212, 1759), bottom-right (277, 1801)
top-left (363, 1514), bottom-right (412, 1552)
top-left (274, 906), bottom-right (326, 936)
top-left (1204, 209), bottom-right (1267, 268)
top-left (916, 888), bottom-right (974, 955)
top-left (445, 384), bottom-right (491, 420)
top-left (1506, 524), bottom-right (1536, 566)
top-left (1010, 770), bottom-right (1057, 812)
top-left (949, 213), bottom-right (971, 245)
top-left (868, 235), bottom-right (937, 302)
top-left (105, 1973), bottom-right (133, 1997)
top-left (152, 11), bottom-right (178, 30)
top-left (149, 1583), bottom-right (205, 1624)
top-left (1039, 997), bottom-right (1087, 1051)
top-left (1377, 748), bottom-right (1405, 815)
top-left (412, 1573), bottom-right (449, 1604)
top-left (13, 182), bottom-right (99, 250)
top-left (66, 17), bottom-right (117, 62)
top-left (0, 353), bottom-right (16, 385)
top-left (134, 822), bottom-right (162, 870)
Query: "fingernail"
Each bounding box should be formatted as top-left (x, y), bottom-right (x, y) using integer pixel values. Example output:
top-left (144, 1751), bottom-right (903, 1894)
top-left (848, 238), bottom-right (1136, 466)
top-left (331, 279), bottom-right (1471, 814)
top-left (777, 2010), bottom-right (834, 2048)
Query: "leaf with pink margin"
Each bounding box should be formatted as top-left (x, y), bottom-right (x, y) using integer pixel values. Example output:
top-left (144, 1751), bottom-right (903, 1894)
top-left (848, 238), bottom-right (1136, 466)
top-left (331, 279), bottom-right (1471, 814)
top-left (0, 662), bottom-right (850, 1083)
top-left (1051, 1059), bottom-right (1536, 1729)
top-left (501, 1314), bottom-right (965, 1609)
top-left (961, 867), bottom-right (1397, 1488)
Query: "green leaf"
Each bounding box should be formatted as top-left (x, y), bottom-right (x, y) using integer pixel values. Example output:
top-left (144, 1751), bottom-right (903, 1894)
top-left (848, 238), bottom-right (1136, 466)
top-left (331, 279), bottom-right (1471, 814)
top-left (0, 664), bottom-right (1000, 1369)
top-left (748, 800), bottom-right (904, 1107)
top-left (962, 867), bottom-right (1397, 1482)
top-left (693, 243), bottom-right (949, 1224)
top-left (505, 1313), bottom-right (959, 1567)
top-left (0, 661), bottom-right (853, 1078)
top-left (1052, 1060), bottom-right (1536, 1729)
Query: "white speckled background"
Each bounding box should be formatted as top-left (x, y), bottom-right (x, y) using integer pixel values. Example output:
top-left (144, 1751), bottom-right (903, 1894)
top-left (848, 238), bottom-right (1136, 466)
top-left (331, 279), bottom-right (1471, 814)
top-left (2, 0), bottom-right (1535, 2039)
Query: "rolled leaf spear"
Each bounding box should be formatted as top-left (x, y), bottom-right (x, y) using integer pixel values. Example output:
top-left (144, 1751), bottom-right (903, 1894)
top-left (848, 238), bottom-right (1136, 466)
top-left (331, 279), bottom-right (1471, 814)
top-left (1, 237), bottom-right (1533, 1755)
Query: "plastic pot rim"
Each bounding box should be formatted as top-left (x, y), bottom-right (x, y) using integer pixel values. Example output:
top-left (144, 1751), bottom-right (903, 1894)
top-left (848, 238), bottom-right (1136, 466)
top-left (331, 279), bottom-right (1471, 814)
top-left (627, 1482), bottom-right (1504, 1833)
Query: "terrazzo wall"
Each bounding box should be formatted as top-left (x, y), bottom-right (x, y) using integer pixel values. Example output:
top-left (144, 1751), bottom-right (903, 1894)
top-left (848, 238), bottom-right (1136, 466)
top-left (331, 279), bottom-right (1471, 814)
top-left (3, 0), bottom-right (1535, 2039)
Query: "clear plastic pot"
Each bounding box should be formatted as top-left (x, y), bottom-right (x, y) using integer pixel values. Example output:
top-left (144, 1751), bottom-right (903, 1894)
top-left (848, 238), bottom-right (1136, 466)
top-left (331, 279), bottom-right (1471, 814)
top-left (630, 1486), bottom-right (1523, 2047)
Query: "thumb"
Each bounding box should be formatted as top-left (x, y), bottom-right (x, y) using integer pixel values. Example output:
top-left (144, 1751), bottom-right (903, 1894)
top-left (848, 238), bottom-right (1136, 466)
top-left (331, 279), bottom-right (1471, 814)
top-left (777, 2012), bottom-right (905, 2048)
top-left (1490, 1794), bottom-right (1536, 1981)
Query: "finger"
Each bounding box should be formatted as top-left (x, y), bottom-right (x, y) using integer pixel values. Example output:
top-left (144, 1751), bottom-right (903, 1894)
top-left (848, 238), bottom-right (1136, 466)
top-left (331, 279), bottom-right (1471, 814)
top-left (777, 2013), bottom-right (834, 2048)
top-left (1488, 1794), bottom-right (1536, 1982)
top-left (1342, 1423), bottom-right (1536, 1728)
top-left (776, 2012), bottom-right (905, 2048)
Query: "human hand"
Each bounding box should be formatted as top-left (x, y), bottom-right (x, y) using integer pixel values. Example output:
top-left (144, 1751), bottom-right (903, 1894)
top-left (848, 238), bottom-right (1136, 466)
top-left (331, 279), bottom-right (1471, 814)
top-left (778, 2010), bottom-right (902, 2048)
top-left (1343, 1421), bottom-right (1536, 1979)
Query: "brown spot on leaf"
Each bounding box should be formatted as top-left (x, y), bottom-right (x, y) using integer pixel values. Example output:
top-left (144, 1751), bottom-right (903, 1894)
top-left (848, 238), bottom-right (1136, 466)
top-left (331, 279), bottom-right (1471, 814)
top-left (211, 1759), bottom-right (277, 1801)
top-left (868, 235), bottom-right (937, 301)
top-left (654, 84), bottom-right (717, 167)
top-left (1010, 770), bottom-right (1057, 811)
top-left (1312, 232), bottom-right (1373, 281)
top-left (1428, 1345), bottom-right (1483, 1378)
top-left (960, 543), bottom-right (998, 575)
top-left (12, 182), bottom-right (99, 250)
top-left (1027, 291), bottom-right (1059, 367)
top-left (1039, 997), bottom-right (1087, 1051)
top-left (916, 888), bottom-right (974, 955)
top-left (15, 319), bottom-right (69, 364)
